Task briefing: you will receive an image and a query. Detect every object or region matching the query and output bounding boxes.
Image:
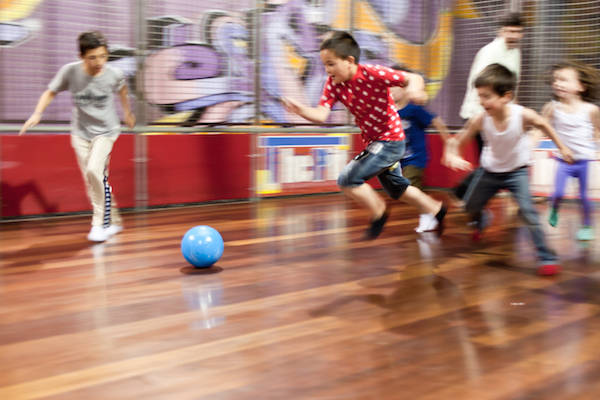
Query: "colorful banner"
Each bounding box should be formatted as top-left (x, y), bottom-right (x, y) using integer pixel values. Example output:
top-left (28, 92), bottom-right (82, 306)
top-left (256, 134), bottom-right (351, 196)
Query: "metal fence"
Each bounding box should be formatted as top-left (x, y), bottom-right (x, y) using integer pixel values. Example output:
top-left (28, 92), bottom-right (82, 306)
top-left (2, 0), bottom-right (600, 128)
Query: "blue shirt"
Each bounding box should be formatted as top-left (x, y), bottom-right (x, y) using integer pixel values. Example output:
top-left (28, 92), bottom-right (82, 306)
top-left (398, 103), bottom-right (435, 168)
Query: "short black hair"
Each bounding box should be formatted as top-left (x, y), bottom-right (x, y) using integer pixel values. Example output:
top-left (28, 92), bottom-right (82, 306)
top-left (78, 31), bottom-right (108, 56)
top-left (474, 63), bottom-right (517, 96)
top-left (320, 31), bottom-right (360, 63)
top-left (500, 12), bottom-right (523, 28)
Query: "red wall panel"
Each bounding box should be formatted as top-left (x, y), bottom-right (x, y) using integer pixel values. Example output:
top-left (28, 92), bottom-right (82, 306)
top-left (146, 134), bottom-right (252, 206)
top-left (1, 132), bottom-right (475, 218)
top-left (1, 134), bottom-right (135, 217)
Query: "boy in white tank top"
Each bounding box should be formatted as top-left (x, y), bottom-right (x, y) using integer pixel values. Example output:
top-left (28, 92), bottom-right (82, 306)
top-left (445, 64), bottom-right (574, 276)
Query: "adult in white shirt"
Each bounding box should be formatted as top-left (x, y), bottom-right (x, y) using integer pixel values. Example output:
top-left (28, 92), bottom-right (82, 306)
top-left (460, 13), bottom-right (524, 120)
top-left (454, 13), bottom-right (524, 200)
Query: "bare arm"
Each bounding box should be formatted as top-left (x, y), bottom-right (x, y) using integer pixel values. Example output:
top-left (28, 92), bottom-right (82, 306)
top-left (281, 97), bottom-right (331, 124)
top-left (119, 85), bottom-right (136, 129)
top-left (430, 116), bottom-right (450, 142)
top-left (443, 114), bottom-right (484, 171)
top-left (529, 102), bottom-right (554, 147)
top-left (522, 107), bottom-right (574, 163)
top-left (590, 105), bottom-right (600, 159)
top-left (404, 72), bottom-right (428, 105)
top-left (19, 90), bottom-right (56, 135)
top-left (590, 105), bottom-right (600, 141)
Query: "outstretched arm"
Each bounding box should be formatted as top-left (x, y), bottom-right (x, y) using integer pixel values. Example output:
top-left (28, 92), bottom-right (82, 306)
top-left (404, 72), bottom-right (428, 105)
top-left (443, 114), bottom-right (484, 171)
top-left (431, 116), bottom-right (450, 142)
top-left (523, 107), bottom-right (574, 163)
top-left (119, 85), bottom-right (136, 129)
top-left (590, 105), bottom-right (600, 159)
top-left (281, 97), bottom-right (331, 124)
top-left (19, 90), bottom-right (56, 135)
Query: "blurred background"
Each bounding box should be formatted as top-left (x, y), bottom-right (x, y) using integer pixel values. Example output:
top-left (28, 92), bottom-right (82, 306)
top-left (1, 0), bottom-right (599, 217)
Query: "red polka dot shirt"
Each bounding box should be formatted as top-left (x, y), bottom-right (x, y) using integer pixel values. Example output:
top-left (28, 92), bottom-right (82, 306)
top-left (318, 64), bottom-right (407, 145)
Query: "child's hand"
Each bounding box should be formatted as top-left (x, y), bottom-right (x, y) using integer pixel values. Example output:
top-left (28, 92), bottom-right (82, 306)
top-left (443, 153), bottom-right (473, 171)
top-left (124, 111), bottom-right (136, 129)
top-left (19, 113), bottom-right (41, 136)
top-left (280, 97), bottom-right (303, 115)
top-left (559, 146), bottom-right (575, 164)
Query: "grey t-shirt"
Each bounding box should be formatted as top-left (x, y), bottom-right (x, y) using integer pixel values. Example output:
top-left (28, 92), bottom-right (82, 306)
top-left (49, 61), bottom-right (126, 139)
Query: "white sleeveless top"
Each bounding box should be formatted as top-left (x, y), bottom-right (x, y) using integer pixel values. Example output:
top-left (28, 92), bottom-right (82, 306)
top-left (551, 101), bottom-right (596, 160)
top-left (480, 104), bottom-right (531, 172)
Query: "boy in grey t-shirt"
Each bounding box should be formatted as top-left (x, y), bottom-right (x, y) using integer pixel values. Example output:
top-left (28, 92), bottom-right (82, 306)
top-left (20, 31), bottom-right (135, 242)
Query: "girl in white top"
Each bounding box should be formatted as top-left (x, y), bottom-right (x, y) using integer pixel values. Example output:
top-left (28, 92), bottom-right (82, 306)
top-left (543, 61), bottom-right (600, 241)
top-left (445, 63), bottom-right (573, 276)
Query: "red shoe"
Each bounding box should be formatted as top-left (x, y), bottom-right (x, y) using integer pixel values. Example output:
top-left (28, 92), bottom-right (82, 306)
top-left (472, 229), bottom-right (483, 242)
top-left (537, 263), bottom-right (561, 276)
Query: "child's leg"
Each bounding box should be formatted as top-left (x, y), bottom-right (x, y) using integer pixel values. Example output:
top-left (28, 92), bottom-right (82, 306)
top-left (401, 165), bottom-right (424, 190)
top-left (574, 160), bottom-right (594, 240)
top-left (463, 168), bottom-right (499, 228)
top-left (506, 168), bottom-right (557, 265)
top-left (73, 135), bottom-right (118, 227)
top-left (398, 186), bottom-right (441, 215)
top-left (102, 157), bottom-right (123, 227)
top-left (338, 141), bottom-right (411, 239)
top-left (379, 167), bottom-right (446, 234)
top-left (341, 183), bottom-right (386, 220)
top-left (337, 145), bottom-right (395, 239)
top-left (549, 159), bottom-right (569, 226)
top-left (71, 135), bottom-right (94, 205)
top-left (575, 160), bottom-right (592, 227)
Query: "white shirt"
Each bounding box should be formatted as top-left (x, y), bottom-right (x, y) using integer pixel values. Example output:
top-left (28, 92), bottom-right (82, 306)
top-left (480, 104), bottom-right (531, 172)
top-left (460, 38), bottom-right (521, 120)
top-left (551, 101), bottom-right (597, 160)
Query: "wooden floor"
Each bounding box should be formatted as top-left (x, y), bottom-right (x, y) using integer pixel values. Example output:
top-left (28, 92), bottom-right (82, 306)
top-left (1, 192), bottom-right (599, 400)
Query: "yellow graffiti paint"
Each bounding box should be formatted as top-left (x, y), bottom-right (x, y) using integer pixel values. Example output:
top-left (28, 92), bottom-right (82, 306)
top-left (1, 0), bottom-right (43, 21)
top-left (330, 0), bottom-right (455, 99)
top-left (284, 42), bottom-right (308, 77)
top-left (453, 0), bottom-right (480, 19)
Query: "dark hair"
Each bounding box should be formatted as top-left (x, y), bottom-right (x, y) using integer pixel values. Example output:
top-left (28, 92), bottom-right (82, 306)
top-left (78, 31), bottom-right (108, 56)
top-left (500, 12), bottom-right (523, 28)
top-left (320, 31), bottom-right (360, 63)
top-left (549, 60), bottom-right (600, 102)
top-left (474, 63), bottom-right (517, 96)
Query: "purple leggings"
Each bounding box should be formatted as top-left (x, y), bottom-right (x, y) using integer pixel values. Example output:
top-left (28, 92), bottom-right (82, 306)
top-left (551, 159), bottom-right (592, 226)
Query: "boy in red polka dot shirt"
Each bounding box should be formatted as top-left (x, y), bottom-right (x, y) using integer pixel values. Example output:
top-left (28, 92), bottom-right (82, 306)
top-left (283, 31), bottom-right (447, 239)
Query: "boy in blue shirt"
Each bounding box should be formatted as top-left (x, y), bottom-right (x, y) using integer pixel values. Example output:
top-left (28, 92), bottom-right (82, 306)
top-left (390, 66), bottom-right (450, 232)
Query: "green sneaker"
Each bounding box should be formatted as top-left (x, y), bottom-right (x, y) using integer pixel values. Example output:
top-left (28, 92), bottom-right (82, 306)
top-left (548, 207), bottom-right (558, 227)
top-left (577, 226), bottom-right (594, 241)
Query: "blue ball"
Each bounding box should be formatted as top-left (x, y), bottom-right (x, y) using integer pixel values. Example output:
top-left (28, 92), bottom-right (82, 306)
top-left (181, 225), bottom-right (224, 268)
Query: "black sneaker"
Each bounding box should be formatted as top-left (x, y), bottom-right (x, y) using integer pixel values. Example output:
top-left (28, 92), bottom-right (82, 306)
top-left (434, 204), bottom-right (447, 236)
top-left (364, 212), bottom-right (389, 240)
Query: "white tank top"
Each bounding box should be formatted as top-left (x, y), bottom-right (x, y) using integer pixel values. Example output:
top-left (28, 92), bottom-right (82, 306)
top-left (480, 104), bottom-right (531, 172)
top-left (551, 101), bottom-right (596, 160)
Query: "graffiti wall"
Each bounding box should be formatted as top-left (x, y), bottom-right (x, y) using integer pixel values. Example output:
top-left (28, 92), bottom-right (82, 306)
top-left (1, 0), bottom-right (491, 127)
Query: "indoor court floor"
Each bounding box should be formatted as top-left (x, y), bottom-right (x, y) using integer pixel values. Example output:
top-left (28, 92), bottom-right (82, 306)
top-left (1, 192), bottom-right (599, 399)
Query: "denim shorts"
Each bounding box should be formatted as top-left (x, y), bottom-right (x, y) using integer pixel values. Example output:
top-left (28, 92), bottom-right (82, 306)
top-left (337, 140), bottom-right (411, 199)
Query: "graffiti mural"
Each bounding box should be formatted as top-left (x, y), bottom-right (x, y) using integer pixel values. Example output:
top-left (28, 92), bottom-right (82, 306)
top-left (1, 0), bottom-right (460, 125)
top-left (0, 0), bottom-right (42, 47)
top-left (141, 0), bottom-right (455, 125)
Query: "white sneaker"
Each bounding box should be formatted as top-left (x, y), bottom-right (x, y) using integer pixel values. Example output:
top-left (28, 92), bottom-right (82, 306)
top-left (87, 226), bottom-right (110, 242)
top-left (415, 213), bottom-right (438, 233)
top-left (105, 225), bottom-right (124, 237)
